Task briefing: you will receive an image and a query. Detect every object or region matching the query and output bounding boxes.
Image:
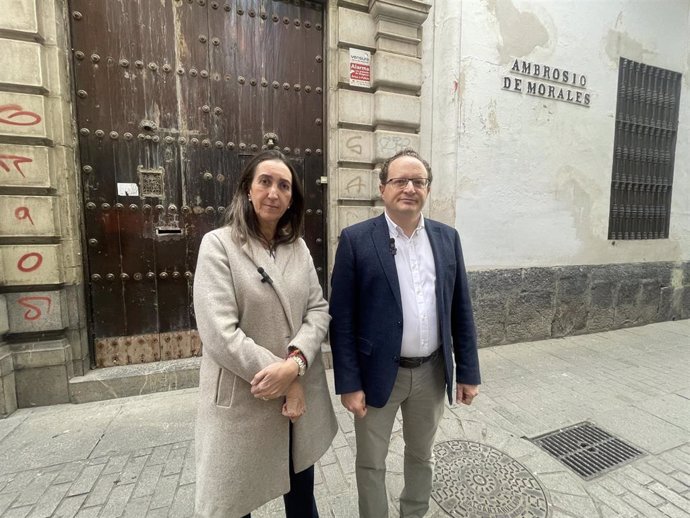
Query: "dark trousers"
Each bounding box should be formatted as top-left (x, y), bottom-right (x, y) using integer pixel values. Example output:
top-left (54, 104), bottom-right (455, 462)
top-left (243, 426), bottom-right (319, 518)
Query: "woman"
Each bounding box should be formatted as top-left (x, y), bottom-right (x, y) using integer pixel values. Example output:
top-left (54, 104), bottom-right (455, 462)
top-left (193, 150), bottom-right (337, 518)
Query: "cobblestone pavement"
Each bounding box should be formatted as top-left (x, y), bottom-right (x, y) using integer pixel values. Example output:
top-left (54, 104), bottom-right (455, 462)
top-left (0, 320), bottom-right (689, 517)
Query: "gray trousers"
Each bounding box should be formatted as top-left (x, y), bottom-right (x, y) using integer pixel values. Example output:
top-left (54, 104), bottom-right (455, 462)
top-left (354, 354), bottom-right (446, 518)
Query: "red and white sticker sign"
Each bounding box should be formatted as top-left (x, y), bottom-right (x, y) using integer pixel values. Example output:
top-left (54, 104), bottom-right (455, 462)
top-left (349, 48), bottom-right (371, 88)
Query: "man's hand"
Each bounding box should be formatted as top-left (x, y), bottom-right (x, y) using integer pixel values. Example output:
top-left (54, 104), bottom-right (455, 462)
top-left (341, 390), bottom-right (367, 418)
top-left (456, 384), bottom-right (479, 405)
top-left (251, 360), bottom-right (299, 400)
top-left (282, 381), bottom-right (306, 423)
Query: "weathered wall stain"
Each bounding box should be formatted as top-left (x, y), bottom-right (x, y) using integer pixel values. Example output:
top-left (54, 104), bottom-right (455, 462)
top-left (487, 0), bottom-right (549, 63)
top-left (480, 99), bottom-right (500, 135)
top-left (605, 29), bottom-right (654, 64)
top-left (605, 11), bottom-right (655, 64)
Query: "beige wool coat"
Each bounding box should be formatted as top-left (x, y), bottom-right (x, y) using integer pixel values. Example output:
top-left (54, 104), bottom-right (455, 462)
top-left (193, 227), bottom-right (337, 518)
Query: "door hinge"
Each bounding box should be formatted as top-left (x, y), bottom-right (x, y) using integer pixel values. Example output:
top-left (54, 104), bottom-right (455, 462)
top-left (317, 176), bottom-right (328, 185)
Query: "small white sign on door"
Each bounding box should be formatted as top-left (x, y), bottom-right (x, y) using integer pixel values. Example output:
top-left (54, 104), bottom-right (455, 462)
top-left (117, 182), bottom-right (140, 197)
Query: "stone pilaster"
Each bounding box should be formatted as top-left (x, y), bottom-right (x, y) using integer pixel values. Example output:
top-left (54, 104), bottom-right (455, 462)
top-left (328, 0), bottom-right (430, 267)
top-left (0, 0), bottom-right (83, 414)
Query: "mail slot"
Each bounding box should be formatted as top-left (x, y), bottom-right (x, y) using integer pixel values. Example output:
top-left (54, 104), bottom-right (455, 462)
top-left (156, 227), bottom-right (183, 236)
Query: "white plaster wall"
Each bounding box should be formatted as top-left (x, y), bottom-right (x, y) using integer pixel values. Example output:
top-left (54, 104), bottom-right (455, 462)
top-left (424, 0), bottom-right (690, 269)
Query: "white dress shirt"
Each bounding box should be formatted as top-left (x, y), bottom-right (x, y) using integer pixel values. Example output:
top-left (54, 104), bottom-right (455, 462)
top-left (385, 212), bottom-right (439, 358)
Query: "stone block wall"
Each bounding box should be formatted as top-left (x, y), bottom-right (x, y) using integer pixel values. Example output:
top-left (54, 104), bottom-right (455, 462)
top-left (470, 261), bottom-right (690, 347)
top-left (328, 0), bottom-right (431, 256)
top-left (0, 0), bottom-right (85, 416)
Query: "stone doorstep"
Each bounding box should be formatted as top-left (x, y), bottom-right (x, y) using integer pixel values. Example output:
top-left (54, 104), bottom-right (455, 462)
top-left (68, 356), bottom-right (202, 404)
top-left (68, 344), bottom-right (334, 405)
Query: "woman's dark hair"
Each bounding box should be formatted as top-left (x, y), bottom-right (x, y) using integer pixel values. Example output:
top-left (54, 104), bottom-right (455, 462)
top-left (224, 150), bottom-right (305, 245)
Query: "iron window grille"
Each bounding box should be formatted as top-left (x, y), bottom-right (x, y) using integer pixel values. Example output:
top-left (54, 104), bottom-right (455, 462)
top-left (608, 58), bottom-right (682, 240)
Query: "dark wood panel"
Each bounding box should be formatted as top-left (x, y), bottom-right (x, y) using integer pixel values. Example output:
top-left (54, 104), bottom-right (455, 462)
top-left (70, 0), bottom-right (327, 365)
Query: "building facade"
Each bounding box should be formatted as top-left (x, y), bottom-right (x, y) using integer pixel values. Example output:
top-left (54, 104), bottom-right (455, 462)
top-left (419, 0), bottom-right (690, 347)
top-left (0, 0), bottom-right (688, 416)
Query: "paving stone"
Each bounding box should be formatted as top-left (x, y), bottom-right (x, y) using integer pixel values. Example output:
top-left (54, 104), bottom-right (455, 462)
top-left (2, 473), bottom-right (35, 496)
top-left (661, 454), bottom-right (690, 477)
top-left (178, 448), bottom-right (196, 486)
top-left (621, 492), bottom-right (670, 518)
top-left (334, 446), bottom-right (355, 475)
top-left (162, 447), bottom-right (186, 476)
top-left (321, 463), bottom-right (349, 495)
top-left (132, 449), bottom-right (153, 458)
top-left (73, 506), bottom-right (101, 518)
top-left (638, 395), bottom-right (690, 432)
top-left (147, 444), bottom-right (172, 467)
top-left (83, 472), bottom-right (119, 507)
top-left (673, 449), bottom-right (690, 468)
top-left (639, 464), bottom-right (690, 494)
top-left (536, 472), bottom-right (590, 497)
top-left (319, 447), bottom-right (337, 466)
top-left (168, 483), bottom-right (194, 518)
top-left (624, 466), bottom-right (655, 485)
top-left (548, 491), bottom-right (599, 517)
top-left (598, 504), bottom-right (621, 518)
top-left (117, 455), bottom-right (148, 486)
top-left (142, 506), bottom-right (169, 518)
top-left (659, 503), bottom-right (690, 518)
top-left (101, 455), bottom-right (129, 476)
top-left (120, 497), bottom-right (150, 518)
top-left (672, 471), bottom-right (690, 487)
top-left (26, 482), bottom-right (70, 518)
top-left (98, 483), bottom-right (134, 518)
top-left (13, 471), bottom-right (58, 507)
top-left (67, 465), bottom-right (104, 497)
top-left (309, 464), bottom-right (322, 488)
top-left (330, 431), bottom-right (349, 449)
top-left (587, 485), bottom-right (639, 517)
top-left (0, 494), bottom-right (17, 515)
top-left (53, 463), bottom-right (85, 486)
top-left (611, 471), bottom-right (666, 506)
top-left (52, 494), bottom-right (88, 518)
top-left (131, 464), bottom-right (162, 499)
top-left (649, 482), bottom-right (690, 512)
top-left (148, 474), bottom-right (179, 510)
top-left (2, 507), bottom-right (31, 518)
top-left (335, 412), bottom-right (354, 435)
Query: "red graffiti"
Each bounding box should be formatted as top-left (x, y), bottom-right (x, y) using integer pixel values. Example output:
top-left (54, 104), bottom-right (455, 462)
top-left (0, 104), bottom-right (42, 126)
top-left (15, 206), bottom-right (34, 225)
top-left (17, 296), bottom-right (52, 321)
top-left (0, 154), bottom-right (32, 177)
top-left (17, 252), bottom-right (43, 272)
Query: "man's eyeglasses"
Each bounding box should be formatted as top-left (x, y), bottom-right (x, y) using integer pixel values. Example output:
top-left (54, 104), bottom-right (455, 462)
top-left (384, 178), bottom-right (431, 189)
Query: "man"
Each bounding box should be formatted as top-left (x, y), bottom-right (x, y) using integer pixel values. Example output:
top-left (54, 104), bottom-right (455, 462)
top-left (329, 149), bottom-right (481, 518)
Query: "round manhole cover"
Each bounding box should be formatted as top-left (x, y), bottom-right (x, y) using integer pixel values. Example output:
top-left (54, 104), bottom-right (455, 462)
top-left (432, 440), bottom-right (548, 518)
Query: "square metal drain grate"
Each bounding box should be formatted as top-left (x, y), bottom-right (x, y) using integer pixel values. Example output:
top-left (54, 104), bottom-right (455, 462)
top-left (530, 421), bottom-right (645, 480)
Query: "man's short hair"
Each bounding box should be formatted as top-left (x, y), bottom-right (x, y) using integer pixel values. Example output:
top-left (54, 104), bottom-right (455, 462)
top-left (378, 148), bottom-right (433, 184)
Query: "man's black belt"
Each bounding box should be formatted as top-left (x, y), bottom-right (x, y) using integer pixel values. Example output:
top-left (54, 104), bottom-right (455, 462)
top-left (398, 349), bottom-right (440, 369)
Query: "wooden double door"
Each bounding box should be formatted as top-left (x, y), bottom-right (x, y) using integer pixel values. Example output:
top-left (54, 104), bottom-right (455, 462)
top-left (69, 0), bottom-right (327, 367)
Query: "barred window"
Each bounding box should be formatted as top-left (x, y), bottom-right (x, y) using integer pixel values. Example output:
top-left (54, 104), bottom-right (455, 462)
top-left (608, 58), bottom-right (681, 240)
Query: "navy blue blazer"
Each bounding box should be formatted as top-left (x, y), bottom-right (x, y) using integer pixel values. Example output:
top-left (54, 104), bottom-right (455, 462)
top-left (329, 213), bottom-right (481, 408)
